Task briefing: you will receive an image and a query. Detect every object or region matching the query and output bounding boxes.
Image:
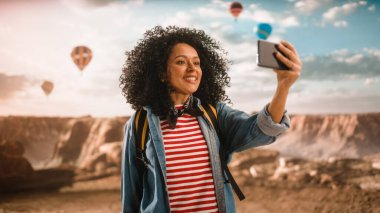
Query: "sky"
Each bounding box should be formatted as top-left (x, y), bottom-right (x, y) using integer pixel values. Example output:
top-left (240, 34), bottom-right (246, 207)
top-left (0, 0), bottom-right (379, 117)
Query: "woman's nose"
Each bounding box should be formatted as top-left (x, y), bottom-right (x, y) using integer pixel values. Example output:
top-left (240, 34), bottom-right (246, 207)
top-left (187, 62), bottom-right (195, 71)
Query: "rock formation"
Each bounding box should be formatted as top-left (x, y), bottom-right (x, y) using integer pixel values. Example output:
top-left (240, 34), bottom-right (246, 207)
top-left (1, 113), bottom-right (379, 192)
top-left (267, 113), bottom-right (380, 159)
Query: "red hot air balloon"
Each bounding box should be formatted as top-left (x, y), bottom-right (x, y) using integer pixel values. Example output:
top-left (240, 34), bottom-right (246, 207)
top-left (229, 2), bottom-right (243, 21)
top-left (71, 45), bottom-right (92, 72)
top-left (41, 80), bottom-right (54, 96)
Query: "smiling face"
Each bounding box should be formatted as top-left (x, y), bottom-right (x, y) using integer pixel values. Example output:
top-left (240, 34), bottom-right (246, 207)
top-left (166, 43), bottom-right (202, 104)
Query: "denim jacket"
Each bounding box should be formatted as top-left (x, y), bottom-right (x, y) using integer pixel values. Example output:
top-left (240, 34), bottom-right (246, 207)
top-left (121, 100), bottom-right (290, 213)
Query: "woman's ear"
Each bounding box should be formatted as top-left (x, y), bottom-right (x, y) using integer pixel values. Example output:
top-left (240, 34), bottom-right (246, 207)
top-left (160, 71), bottom-right (168, 83)
top-left (159, 73), bottom-right (165, 82)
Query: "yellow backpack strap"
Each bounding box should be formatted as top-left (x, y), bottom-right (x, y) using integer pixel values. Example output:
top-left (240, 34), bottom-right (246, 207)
top-left (133, 109), bottom-right (150, 203)
top-left (200, 103), bottom-right (218, 130)
top-left (134, 109), bottom-right (149, 166)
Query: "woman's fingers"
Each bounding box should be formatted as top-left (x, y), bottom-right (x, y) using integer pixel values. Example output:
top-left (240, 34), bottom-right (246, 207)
top-left (272, 40), bottom-right (302, 88)
top-left (277, 40), bottom-right (302, 64)
top-left (281, 40), bottom-right (298, 56)
top-left (277, 43), bottom-right (298, 62)
top-left (275, 51), bottom-right (296, 70)
top-left (275, 40), bottom-right (302, 71)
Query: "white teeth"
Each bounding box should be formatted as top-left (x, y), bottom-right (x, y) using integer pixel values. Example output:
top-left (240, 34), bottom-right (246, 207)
top-left (185, 77), bottom-right (197, 81)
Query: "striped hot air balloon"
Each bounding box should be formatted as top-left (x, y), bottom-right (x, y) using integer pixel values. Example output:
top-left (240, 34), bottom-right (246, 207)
top-left (230, 2), bottom-right (243, 21)
top-left (256, 23), bottom-right (272, 40)
top-left (41, 80), bottom-right (54, 96)
top-left (71, 45), bottom-right (92, 72)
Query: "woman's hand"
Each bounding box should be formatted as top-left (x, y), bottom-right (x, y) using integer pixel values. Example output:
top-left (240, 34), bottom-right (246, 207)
top-left (273, 40), bottom-right (302, 90)
top-left (267, 40), bottom-right (302, 123)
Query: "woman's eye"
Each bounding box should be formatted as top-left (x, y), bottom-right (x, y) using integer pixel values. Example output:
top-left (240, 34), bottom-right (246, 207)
top-left (194, 61), bottom-right (200, 66)
top-left (176, 60), bottom-right (185, 65)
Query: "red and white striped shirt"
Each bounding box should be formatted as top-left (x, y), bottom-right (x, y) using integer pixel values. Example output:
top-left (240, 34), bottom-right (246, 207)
top-left (160, 107), bottom-right (219, 213)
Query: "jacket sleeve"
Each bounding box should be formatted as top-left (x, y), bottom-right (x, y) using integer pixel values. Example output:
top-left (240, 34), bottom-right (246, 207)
top-left (216, 102), bottom-right (290, 153)
top-left (121, 117), bottom-right (140, 213)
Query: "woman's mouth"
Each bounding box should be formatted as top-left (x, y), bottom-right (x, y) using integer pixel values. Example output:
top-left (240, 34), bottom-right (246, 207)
top-left (184, 76), bottom-right (197, 83)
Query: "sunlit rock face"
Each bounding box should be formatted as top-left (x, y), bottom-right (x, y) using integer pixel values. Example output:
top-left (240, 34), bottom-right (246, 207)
top-left (0, 116), bottom-right (129, 192)
top-left (0, 140), bottom-right (33, 178)
top-left (266, 113), bottom-right (380, 160)
top-left (1, 113), bottom-right (380, 170)
top-left (0, 116), bottom-right (128, 172)
top-left (1, 113), bottom-right (380, 192)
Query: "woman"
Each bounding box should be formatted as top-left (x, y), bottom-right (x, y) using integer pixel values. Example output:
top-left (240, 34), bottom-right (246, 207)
top-left (120, 26), bottom-right (302, 213)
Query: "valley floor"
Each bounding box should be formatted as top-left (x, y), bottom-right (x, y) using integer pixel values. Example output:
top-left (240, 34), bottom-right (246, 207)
top-left (1, 176), bottom-right (379, 213)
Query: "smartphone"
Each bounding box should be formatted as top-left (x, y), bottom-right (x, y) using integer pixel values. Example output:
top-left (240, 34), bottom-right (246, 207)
top-left (256, 40), bottom-right (290, 70)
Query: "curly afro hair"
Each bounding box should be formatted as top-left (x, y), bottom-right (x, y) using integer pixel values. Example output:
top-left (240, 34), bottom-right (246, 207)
top-left (120, 26), bottom-right (231, 116)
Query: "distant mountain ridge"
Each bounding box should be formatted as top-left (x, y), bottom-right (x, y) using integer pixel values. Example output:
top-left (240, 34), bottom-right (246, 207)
top-left (267, 113), bottom-right (380, 160)
top-left (0, 113), bottom-right (379, 171)
top-left (0, 116), bottom-right (128, 169)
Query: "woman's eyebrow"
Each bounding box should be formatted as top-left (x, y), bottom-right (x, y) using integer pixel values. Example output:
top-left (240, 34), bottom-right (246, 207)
top-left (174, 55), bottom-right (200, 59)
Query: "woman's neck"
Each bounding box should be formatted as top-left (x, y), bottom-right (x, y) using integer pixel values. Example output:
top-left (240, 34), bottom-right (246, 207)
top-left (170, 93), bottom-right (190, 105)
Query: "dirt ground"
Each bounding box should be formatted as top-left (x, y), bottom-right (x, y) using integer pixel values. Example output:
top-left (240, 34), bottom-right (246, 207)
top-left (238, 185), bottom-right (380, 213)
top-left (0, 176), bottom-right (120, 213)
top-left (1, 176), bottom-right (379, 213)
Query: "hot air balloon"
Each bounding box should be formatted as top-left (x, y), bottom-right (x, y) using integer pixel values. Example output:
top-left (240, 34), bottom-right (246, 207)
top-left (41, 80), bottom-right (54, 96)
top-left (71, 45), bottom-right (92, 72)
top-left (256, 23), bottom-right (272, 40)
top-left (230, 2), bottom-right (243, 21)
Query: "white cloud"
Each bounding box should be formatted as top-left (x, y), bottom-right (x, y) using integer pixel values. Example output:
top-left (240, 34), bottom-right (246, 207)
top-left (332, 50), bottom-right (363, 64)
top-left (161, 11), bottom-right (199, 29)
top-left (368, 4), bottom-right (376, 12)
top-left (280, 15), bottom-right (300, 27)
top-left (194, 2), bottom-right (299, 34)
top-left (243, 9), bottom-right (276, 23)
top-left (129, 0), bottom-right (144, 6)
top-left (345, 54), bottom-right (364, 64)
top-left (363, 48), bottom-right (380, 60)
top-left (332, 49), bottom-right (350, 56)
top-left (211, 0), bottom-right (229, 8)
top-left (322, 1), bottom-right (367, 27)
top-left (0, 73), bottom-right (31, 100)
top-left (364, 78), bottom-right (379, 86)
top-left (249, 3), bottom-right (259, 10)
top-left (59, 0), bottom-right (142, 8)
top-left (302, 55), bottom-right (316, 62)
top-left (294, 0), bottom-right (333, 15)
top-left (287, 90), bottom-right (380, 114)
top-left (301, 49), bottom-right (380, 83)
top-left (196, 7), bottom-right (228, 18)
top-left (359, 1), bottom-right (367, 6)
top-left (295, 0), bottom-right (319, 14)
top-left (241, 5), bottom-right (300, 30)
top-left (323, 2), bottom-right (357, 21)
top-left (333, 20), bottom-right (348, 27)
top-left (209, 22), bottom-right (232, 32)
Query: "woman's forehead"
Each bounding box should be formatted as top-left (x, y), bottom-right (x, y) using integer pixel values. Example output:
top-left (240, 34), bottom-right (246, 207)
top-left (170, 43), bottom-right (199, 57)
